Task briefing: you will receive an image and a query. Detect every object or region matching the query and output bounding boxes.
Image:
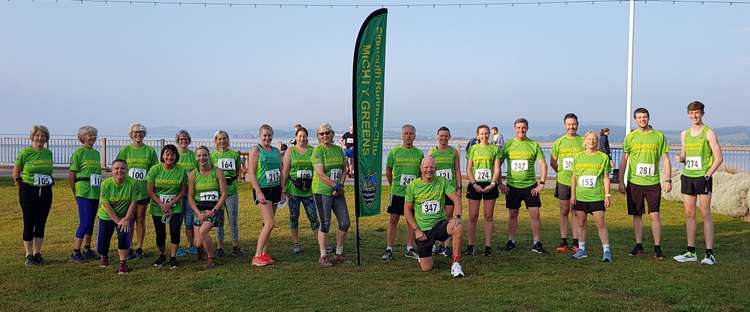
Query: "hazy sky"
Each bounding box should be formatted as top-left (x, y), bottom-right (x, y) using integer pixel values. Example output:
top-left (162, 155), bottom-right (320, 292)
top-left (1, 1), bottom-right (748, 137)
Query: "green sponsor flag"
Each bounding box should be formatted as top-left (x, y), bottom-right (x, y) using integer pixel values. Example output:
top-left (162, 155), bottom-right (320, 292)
top-left (353, 9), bottom-right (387, 218)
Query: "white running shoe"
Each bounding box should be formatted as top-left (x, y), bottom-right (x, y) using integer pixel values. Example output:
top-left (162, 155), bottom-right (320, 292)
top-left (451, 262), bottom-right (465, 278)
top-left (701, 254), bottom-right (717, 265)
top-left (673, 251), bottom-right (698, 263)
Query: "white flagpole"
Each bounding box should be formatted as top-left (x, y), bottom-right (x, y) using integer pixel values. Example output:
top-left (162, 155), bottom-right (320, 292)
top-left (624, 0), bottom-right (636, 186)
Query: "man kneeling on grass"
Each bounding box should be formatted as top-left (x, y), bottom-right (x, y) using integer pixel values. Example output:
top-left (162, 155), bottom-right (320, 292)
top-left (404, 157), bottom-right (465, 277)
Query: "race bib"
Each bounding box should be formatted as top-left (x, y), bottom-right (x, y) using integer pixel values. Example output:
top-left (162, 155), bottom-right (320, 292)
top-left (635, 163), bottom-right (655, 177)
top-left (217, 158), bottom-right (236, 171)
top-left (296, 170), bottom-right (312, 179)
top-left (89, 174), bottom-right (102, 187)
top-left (685, 157), bottom-right (702, 170)
top-left (421, 200), bottom-right (441, 215)
top-left (33, 174), bottom-right (53, 186)
top-left (199, 191), bottom-right (219, 202)
top-left (511, 160), bottom-right (528, 172)
top-left (578, 175), bottom-right (597, 188)
top-left (265, 169), bottom-right (281, 184)
top-left (474, 168), bottom-right (491, 182)
top-left (436, 169), bottom-right (453, 181)
top-left (562, 158), bottom-right (574, 171)
top-left (330, 169), bottom-right (343, 181)
top-left (399, 174), bottom-right (416, 186)
top-left (345, 138), bottom-right (354, 144)
top-left (128, 168), bottom-right (147, 181)
top-left (159, 194), bottom-right (176, 204)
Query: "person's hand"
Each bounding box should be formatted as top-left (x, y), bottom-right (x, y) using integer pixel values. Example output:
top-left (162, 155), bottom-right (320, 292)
top-left (256, 192), bottom-right (267, 205)
top-left (199, 211), bottom-right (209, 222)
top-left (498, 183), bottom-right (509, 194)
top-left (482, 183), bottom-right (496, 193)
top-left (117, 217), bottom-right (130, 232)
top-left (618, 183), bottom-right (626, 194)
top-left (604, 196), bottom-right (611, 208)
top-left (530, 183), bottom-right (544, 196)
top-left (663, 181), bottom-right (672, 193)
top-left (449, 217), bottom-right (462, 229)
top-left (472, 183), bottom-right (483, 193)
top-left (570, 195), bottom-right (576, 206)
top-left (415, 229), bottom-right (426, 241)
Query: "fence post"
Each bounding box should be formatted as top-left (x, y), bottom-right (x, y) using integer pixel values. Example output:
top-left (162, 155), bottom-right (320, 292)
top-left (102, 137), bottom-right (107, 170)
top-left (161, 139), bottom-right (166, 149)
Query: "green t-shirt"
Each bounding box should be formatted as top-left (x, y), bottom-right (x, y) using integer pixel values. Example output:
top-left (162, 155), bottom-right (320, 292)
top-left (176, 149), bottom-right (197, 172)
top-left (287, 146), bottom-right (314, 197)
top-left (682, 126), bottom-right (714, 178)
top-left (311, 144), bottom-right (345, 196)
top-left (98, 176), bottom-right (139, 220)
top-left (210, 149), bottom-right (241, 196)
top-left (386, 146), bottom-right (424, 197)
top-left (430, 146), bottom-right (458, 188)
top-left (624, 129), bottom-right (668, 186)
top-left (551, 135), bottom-right (584, 186)
top-left (572, 151), bottom-right (611, 202)
top-left (192, 168), bottom-right (221, 202)
top-left (405, 176), bottom-right (456, 231)
top-left (502, 138), bottom-right (544, 188)
top-left (256, 145), bottom-right (282, 188)
top-left (15, 147), bottom-right (54, 186)
top-left (468, 143), bottom-right (501, 183)
top-left (146, 164), bottom-right (187, 216)
top-left (70, 146), bottom-right (102, 199)
top-left (116, 144), bottom-right (158, 201)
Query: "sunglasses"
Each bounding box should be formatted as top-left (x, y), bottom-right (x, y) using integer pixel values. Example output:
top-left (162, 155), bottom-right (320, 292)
top-left (318, 131), bottom-right (331, 136)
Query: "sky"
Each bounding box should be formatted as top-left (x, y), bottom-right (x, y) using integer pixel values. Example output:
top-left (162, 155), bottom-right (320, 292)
top-left (1, 0), bottom-right (749, 138)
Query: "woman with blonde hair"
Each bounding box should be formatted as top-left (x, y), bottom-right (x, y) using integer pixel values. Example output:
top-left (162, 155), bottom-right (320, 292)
top-left (248, 124), bottom-right (284, 266)
top-left (13, 125), bottom-right (54, 266)
top-left (210, 130), bottom-right (243, 258)
top-left (68, 126), bottom-right (103, 263)
top-left (188, 146), bottom-right (227, 268)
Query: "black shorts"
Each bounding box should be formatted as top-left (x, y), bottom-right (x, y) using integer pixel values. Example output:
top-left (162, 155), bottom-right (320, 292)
top-left (136, 198), bottom-right (150, 206)
top-left (506, 184), bottom-right (542, 209)
top-left (416, 219), bottom-right (451, 258)
top-left (254, 186), bottom-right (283, 205)
top-left (466, 182), bottom-right (499, 200)
top-left (626, 183), bottom-right (661, 216)
top-left (387, 195), bottom-right (406, 215)
top-left (554, 183), bottom-right (572, 200)
top-left (681, 175), bottom-right (712, 196)
top-left (573, 200), bottom-right (605, 214)
top-left (193, 201), bottom-right (223, 227)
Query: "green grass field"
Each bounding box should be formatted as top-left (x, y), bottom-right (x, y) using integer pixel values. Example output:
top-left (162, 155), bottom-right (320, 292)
top-left (1, 177), bottom-right (748, 311)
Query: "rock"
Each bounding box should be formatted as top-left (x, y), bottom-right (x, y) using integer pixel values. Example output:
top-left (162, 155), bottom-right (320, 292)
top-left (662, 172), bottom-right (750, 220)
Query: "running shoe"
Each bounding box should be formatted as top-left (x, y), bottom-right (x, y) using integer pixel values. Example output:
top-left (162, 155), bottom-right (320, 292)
top-left (572, 244), bottom-right (580, 253)
top-left (441, 246), bottom-right (453, 257)
top-left (432, 244), bottom-right (444, 256)
top-left (83, 248), bottom-right (100, 260)
top-left (196, 248), bottom-right (206, 261)
top-left (701, 254), bottom-right (717, 265)
top-left (602, 250), bottom-right (613, 263)
top-left (381, 249), bottom-right (393, 261)
top-left (188, 246), bottom-right (198, 255)
top-left (70, 251), bottom-right (87, 263)
top-left (33, 253), bottom-right (46, 266)
top-left (292, 243), bottom-right (302, 255)
top-left (252, 255), bottom-right (271, 267)
top-left (450, 262), bottom-right (465, 278)
top-left (176, 247), bottom-right (188, 257)
top-left (261, 253), bottom-right (275, 264)
top-left (231, 246), bottom-right (245, 257)
top-left (502, 240), bottom-right (517, 252)
top-left (482, 246), bottom-right (493, 257)
top-left (326, 246), bottom-right (335, 255)
top-left (464, 245), bottom-right (476, 256)
top-left (118, 262), bottom-right (129, 274)
top-left (100, 256), bottom-right (110, 268)
top-left (319, 256), bottom-right (333, 268)
top-left (206, 258), bottom-right (216, 269)
top-left (531, 242), bottom-right (548, 254)
top-left (405, 248), bottom-right (419, 260)
top-left (333, 254), bottom-right (348, 264)
top-left (571, 249), bottom-right (588, 260)
top-left (555, 243), bottom-right (569, 253)
top-left (127, 249), bottom-right (137, 260)
top-left (653, 248), bottom-right (665, 260)
top-left (152, 255), bottom-right (167, 268)
top-left (216, 248), bottom-right (225, 258)
top-left (135, 248), bottom-right (146, 259)
top-left (673, 251), bottom-right (697, 263)
top-left (629, 245), bottom-right (645, 256)
top-left (25, 255), bottom-right (36, 266)
top-left (169, 257), bottom-right (179, 269)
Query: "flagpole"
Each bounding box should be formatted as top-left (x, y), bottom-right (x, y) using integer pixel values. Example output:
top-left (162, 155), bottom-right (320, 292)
top-left (624, 0), bottom-right (635, 186)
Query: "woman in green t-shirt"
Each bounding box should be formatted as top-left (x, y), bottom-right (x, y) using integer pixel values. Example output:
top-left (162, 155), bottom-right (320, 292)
top-left (13, 125), bottom-right (54, 266)
top-left (465, 124), bottom-right (502, 256)
top-left (248, 124), bottom-right (284, 267)
top-left (146, 144), bottom-right (187, 269)
top-left (97, 159), bottom-right (138, 274)
top-left (188, 146), bottom-right (227, 268)
top-left (68, 126), bottom-right (103, 263)
top-left (211, 130), bottom-right (244, 258)
top-left (175, 130), bottom-right (198, 257)
top-left (281, 126), bottom-right (320, 255)
top-left (570, 131), bottom-right (612, 262)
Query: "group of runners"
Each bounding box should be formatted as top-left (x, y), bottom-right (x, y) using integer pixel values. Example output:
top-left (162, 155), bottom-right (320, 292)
top-left (13, 101), bottom-right (722, 277)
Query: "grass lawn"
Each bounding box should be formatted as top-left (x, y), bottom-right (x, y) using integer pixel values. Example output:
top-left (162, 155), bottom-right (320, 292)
top-left (0, 177), bottom-right (748, 311)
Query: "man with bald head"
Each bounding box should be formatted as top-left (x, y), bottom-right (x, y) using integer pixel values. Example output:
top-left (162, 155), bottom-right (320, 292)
top-left (404, 157), bottom-right (465, 277)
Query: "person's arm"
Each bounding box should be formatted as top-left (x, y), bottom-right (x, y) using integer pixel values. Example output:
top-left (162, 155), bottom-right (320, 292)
top-left (187, 171), bottom-right (202, 217)
top-left (706, 129), bottom-right (724, 177)
top-left (661, 152), bottom-right (672, 193)
top-left (453, 148), bottom-right (462, 189)
top-left (281, 148), bottom-right (292, 194)
top-left (603, 173), bottom-right (611, 208)
top-left (675, 130), bottom-right (687, 163)
top-left (484, 158), bottom-right (501, 192)
top-left (404, 201), bottom-right (425, 241)
top-left (212, 169), bottom-right (228, 215)
top-left (618, 152), bottom-right (629, 194)
top-left (532, 153), bottom-right (547, 196)
top-left (68, 171), bottom-right (77, 196)
top-left (447, 190), bottom-right (462, 218)
top-left (550, 155), bottom-right (558, 172)
top-left (313, 163), bottom-right (336, 188)
top-left (147, 181), bottom-right (165, 211)
top-left (247, 146), bottom-right (264, 196)
top-left (569, 171), bottom-right (577, 206)
top-left (385, 166), bottom-right (393, 186)
top-left (12, 165), bottom-right (22, 187)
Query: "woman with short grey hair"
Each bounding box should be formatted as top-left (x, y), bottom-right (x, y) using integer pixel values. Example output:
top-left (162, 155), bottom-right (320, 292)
top-left (175, 130), bottom-right (198, 257)
top-left (68, 126), bottom-right (103, 263)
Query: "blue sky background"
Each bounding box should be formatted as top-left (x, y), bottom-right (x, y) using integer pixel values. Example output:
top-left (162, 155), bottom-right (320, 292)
top-left (1, 1), bottom-right (748, 137)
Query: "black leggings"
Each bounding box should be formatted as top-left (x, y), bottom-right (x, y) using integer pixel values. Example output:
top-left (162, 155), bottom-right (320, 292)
top-left (18, 183), bottom-right (53, 241)
top-left (152, 214), bottom-right (183, 248)
top-left (97, 219), bottom-right (132, 256)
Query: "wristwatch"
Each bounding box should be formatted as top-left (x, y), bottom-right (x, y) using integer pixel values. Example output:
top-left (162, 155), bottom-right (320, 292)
top-left (538, 181), bottom-right (545, 185)
top-left (455, 214), bottom-right (461, 219)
